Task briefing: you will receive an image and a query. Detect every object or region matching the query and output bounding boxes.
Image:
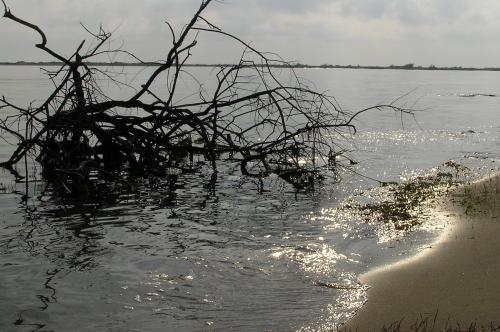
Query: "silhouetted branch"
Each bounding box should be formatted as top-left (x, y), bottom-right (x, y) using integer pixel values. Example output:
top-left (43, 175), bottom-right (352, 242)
top-left (0, 0), bottom-right (413, 198)
top-left (2, 2), bottom-right (69, 64)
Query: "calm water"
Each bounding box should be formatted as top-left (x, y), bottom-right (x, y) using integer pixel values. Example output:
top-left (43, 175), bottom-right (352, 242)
top-left (0, 66), bottom-right (499, 331)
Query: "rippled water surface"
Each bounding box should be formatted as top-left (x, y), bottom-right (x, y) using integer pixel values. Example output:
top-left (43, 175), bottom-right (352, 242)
top-left (0, 66), bottom-right (499, 331)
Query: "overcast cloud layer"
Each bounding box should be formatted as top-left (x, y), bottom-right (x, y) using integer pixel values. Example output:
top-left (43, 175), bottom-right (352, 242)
top-left (1, 0), bottom-right (499, 66)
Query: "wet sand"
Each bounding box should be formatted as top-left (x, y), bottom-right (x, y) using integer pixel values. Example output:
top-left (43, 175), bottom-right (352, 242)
top-left (345, 172), bottom-right (500, 331)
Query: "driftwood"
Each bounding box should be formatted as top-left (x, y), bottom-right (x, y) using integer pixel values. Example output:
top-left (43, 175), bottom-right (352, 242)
top-left (0, 0), bottom-right (411, 198)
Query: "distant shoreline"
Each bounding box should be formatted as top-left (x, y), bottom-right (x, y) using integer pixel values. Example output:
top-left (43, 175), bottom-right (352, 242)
top-left (2, 61), bottom-right (500, 72)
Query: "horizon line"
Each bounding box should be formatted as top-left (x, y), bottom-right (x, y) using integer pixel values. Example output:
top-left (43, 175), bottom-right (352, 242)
top-left (1, 61), bottom-right (500, 72)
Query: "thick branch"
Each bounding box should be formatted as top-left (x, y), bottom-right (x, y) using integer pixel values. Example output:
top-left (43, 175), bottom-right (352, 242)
top-left (2, 2), bottom-right (69, 64)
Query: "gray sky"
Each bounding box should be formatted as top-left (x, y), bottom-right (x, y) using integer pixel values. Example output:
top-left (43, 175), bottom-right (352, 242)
top-left (1, 0), bottom-right (500, 66)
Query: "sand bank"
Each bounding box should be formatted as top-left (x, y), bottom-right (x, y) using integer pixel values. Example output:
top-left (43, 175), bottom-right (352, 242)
top-left (345, 172), bottom-right (500, 331)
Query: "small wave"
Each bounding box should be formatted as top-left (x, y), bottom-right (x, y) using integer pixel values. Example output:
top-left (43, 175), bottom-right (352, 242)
top-left (458, 93), bottom-right (498, 98)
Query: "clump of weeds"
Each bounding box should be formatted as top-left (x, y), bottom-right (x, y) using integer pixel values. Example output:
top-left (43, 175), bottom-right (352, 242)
top-left (341, 161), bottom-right (471, 232)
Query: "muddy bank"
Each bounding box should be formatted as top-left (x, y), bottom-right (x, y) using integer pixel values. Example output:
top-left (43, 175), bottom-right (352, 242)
top-left (345, 172), bottom-right (500, 330)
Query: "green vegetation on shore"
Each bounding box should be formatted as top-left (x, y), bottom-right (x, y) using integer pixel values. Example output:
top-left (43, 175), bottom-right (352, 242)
top-left (339, 161), bottom-right (470, 232)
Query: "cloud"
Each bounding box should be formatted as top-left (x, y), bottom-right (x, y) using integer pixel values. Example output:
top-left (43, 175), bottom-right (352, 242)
top-left (1, 0), bottom-right (500, 66)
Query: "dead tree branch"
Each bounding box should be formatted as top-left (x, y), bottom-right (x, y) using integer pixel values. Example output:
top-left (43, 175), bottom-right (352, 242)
top-left (0, 0), bottom-right (413, 198)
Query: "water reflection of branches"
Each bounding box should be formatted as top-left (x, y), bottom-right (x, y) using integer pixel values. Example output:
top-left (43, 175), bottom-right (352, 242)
top-left (22, 203), bottom-right (104, 270)
top-left (13, 310), bottom-right (46, 331)
top-left (37, 268), bottom-right (59, 311)
top-left (0, 203), bottom-right (105, 327)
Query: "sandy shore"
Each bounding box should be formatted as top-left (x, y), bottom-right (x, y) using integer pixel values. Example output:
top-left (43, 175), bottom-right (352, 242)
top-left (344, 172), bottom-right (500, 331)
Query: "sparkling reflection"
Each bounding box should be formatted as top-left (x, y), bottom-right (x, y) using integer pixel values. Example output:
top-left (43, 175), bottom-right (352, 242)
top-left (1, 68), bottom-right (500, 331)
